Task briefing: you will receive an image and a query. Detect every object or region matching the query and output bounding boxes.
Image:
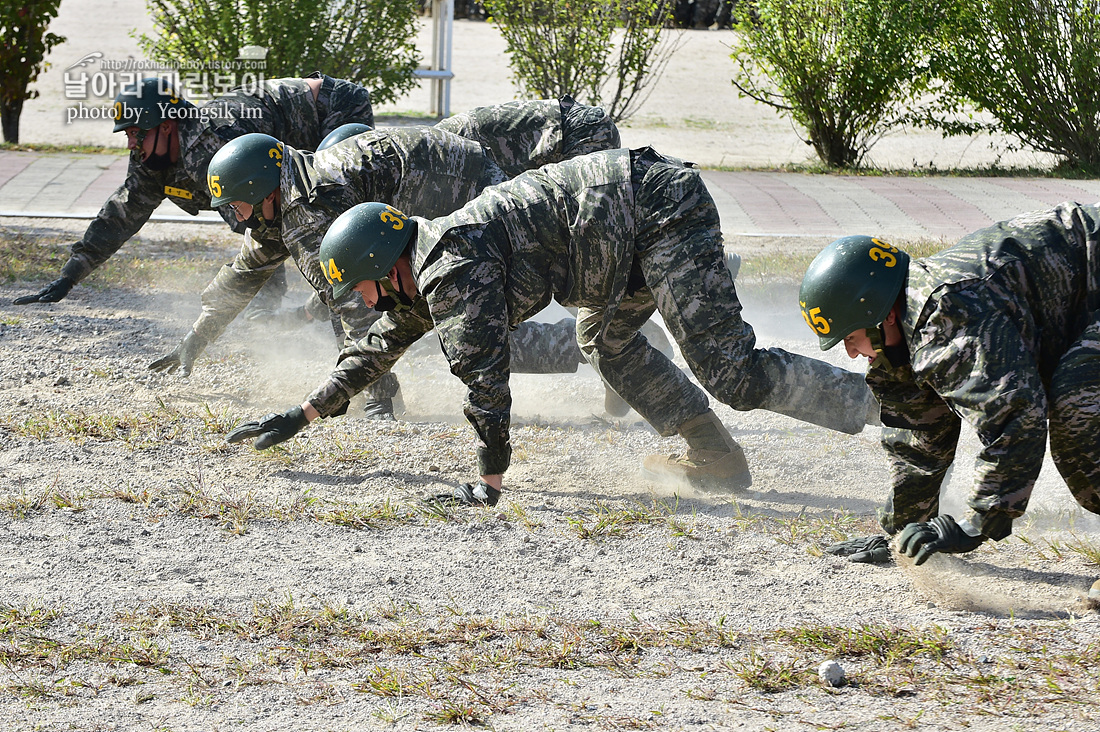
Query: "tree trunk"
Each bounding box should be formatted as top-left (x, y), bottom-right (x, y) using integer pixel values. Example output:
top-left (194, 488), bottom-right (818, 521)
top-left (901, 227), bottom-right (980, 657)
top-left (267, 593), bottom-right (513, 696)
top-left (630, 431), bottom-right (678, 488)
top-left (1, 97), bottom-right (24, 144)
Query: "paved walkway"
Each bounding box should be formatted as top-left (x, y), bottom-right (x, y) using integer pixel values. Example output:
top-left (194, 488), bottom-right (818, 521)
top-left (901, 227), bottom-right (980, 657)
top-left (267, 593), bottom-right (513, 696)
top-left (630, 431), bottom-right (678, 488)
top-left (3, 149), bottom-right (1100, 240)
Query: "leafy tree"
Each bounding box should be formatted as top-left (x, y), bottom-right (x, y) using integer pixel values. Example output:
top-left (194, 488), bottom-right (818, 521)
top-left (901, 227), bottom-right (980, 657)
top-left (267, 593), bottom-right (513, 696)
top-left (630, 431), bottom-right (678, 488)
top-left (927, 0), bottom-right (1100, 172)
top-left (135, 0), bottom-right (421, 106)
top-left (482, 0), bottom-right (681, 123)
top-left (729, 0), bottom-right (935, 168)
top-left (0, 1), bottom-right (66, 144)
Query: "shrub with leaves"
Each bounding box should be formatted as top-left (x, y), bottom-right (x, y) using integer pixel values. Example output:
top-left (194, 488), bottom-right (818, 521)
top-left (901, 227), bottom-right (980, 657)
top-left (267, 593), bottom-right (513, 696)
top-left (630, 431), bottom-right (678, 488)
top-left (482, 0), bottom-right (680, 123)
top-left (135, 0), bottom-right (420, 106)
top-left (729, 0), bottom-right (935, 169)
top-left (0, 1), bottom-right (66, 144)
top-left (927, 0), bottom-right (1100, 172)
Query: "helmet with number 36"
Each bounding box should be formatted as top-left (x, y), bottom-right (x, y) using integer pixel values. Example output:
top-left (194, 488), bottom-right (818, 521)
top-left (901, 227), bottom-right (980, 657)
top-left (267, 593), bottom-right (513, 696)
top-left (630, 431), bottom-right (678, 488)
top-left (319, 202), bottom-right (416, 300)
top-left (798, 235), bottom-right (910, 350)
top-left (206, 133), bottom-right (285, 207)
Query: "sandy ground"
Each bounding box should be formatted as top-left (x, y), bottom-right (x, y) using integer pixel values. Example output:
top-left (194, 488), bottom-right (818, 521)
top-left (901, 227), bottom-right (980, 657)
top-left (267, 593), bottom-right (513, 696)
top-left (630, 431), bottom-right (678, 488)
top-left (2, 221), bottom-right (1099, 731)
top-left (2, 3), bottom-right (1099, 731)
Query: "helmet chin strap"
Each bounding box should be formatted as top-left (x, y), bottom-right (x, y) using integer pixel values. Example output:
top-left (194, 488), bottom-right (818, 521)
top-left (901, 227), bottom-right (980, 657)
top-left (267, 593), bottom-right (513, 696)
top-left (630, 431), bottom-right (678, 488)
top-left (867, 324), bottom-right (894, 370)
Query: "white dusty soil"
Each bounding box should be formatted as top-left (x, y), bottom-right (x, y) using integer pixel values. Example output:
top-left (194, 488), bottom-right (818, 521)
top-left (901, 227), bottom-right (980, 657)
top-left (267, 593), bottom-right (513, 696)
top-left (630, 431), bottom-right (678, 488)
top-left (2, 222), bottom-right (1099, 731)
top-left (3, 3), bottom-right (1099, 731)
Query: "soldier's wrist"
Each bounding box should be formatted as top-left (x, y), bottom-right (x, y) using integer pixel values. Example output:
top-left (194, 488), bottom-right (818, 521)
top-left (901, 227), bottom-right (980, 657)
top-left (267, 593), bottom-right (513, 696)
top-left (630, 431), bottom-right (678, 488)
top-left (957, 517), bottom-right (982, 538)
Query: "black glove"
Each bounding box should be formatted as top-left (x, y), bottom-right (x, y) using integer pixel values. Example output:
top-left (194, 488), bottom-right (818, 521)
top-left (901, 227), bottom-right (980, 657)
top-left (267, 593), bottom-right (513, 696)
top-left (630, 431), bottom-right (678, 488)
top-left (898, 515), bottom-right (985, 566)
top-left (13, 277), bottom-right (75, 305)
top-left (431, 480), bottom-right (501, 508)
top-left (225, 406), bottom-right (308, 450)
top-left (824, 535), bottom-right (892, 564)
top-left (148, 330), bottom-right (208, 377)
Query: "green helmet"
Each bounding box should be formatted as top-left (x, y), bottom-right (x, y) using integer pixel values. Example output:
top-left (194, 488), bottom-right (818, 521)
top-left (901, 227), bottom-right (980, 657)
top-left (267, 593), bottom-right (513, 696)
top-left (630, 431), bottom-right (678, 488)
top-left (798, 235), bottom-right (910, 350)
top-left (206, 133), bottom-right (285, 207)
top-left (320, 202), bottom-right (414, 300)
top-left (317, 123), bottom-right (373, 151)
top-left (111, 77), bottom-right (193, 132)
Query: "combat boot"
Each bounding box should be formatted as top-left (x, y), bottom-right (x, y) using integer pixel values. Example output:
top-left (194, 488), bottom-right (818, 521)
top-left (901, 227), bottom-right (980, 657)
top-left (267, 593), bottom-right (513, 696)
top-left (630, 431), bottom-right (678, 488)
top-left (362, 372), bottom-right (401, 421)
top-left (642, 410), bottom-right (752, 490)
top-left (603, 383), bottom-right (631, 417)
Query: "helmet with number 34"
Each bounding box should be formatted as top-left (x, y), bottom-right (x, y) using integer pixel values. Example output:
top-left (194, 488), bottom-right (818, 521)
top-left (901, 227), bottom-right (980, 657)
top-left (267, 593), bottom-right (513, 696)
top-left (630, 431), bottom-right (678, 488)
top-left (798, 235), bottom-right (910, 350)
top-left (319, 202), bottom-right (416, 300)
top-left (206, 133), bottom-right (285, 207)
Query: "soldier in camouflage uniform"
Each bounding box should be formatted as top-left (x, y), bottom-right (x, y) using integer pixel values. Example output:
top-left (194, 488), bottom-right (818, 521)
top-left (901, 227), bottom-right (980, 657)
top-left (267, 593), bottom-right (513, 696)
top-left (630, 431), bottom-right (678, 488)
top-left (286, 94), bottom-right (622, 327)
top-left (800, 205), bottom-right (1100, 570)
top-left (163, 96), bottom-right (628, 419)
top-left (153, 124), bottom-right (612, 419)
top-left (12, 73), bottom-right (373, 307)
top-left (226, 148), bottom-right (876, 507)
top-left (433, 95), bottom-right (621, 178)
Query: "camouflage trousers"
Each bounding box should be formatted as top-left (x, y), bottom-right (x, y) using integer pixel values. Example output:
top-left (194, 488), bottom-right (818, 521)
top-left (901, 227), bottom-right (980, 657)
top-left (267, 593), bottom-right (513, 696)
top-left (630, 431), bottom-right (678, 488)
top-left (313, 73), bottom-right (375, 136)
top-left (560, 96), bottom-right (621, 160)
top-left (578, 154), bottom-right (873, 437)
top-left (1048, 313), bottom-right (1100, 514)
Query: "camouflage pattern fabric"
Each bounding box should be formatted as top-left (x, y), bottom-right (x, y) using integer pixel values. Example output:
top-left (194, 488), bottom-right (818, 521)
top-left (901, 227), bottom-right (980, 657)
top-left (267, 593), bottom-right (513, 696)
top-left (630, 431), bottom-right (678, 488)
top-left (59, 75), bottom-right (373, 283)
top-left (190, 127), bottom-right (504, 345)
top-left (350, 147), bottom-right (872, 476)
top-left (433, 95), bottom-right (620, 179)
top-left (868, 202), bottom-right (1100, 539)
top-left (196, 101), bottom-right (625, 417)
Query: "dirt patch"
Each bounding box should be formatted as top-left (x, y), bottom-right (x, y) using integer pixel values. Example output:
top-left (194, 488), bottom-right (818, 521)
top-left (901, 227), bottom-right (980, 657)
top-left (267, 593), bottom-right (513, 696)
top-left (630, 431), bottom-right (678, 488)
top-left (2, 222), bottom-right (1098, 731)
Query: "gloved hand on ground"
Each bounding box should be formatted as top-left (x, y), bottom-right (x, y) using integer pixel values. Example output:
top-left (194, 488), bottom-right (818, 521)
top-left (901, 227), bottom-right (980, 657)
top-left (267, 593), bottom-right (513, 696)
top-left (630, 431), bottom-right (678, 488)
top-left (147, 330), bottom-right (208, 377)
top-left (14, 277), bottom-right (75, 305)
top-left (824, 535), bottom-right (892, 563)
top-left (897, 515), bottom-right (985, 566)
top-left (225, 406), bottom-right (309, 450)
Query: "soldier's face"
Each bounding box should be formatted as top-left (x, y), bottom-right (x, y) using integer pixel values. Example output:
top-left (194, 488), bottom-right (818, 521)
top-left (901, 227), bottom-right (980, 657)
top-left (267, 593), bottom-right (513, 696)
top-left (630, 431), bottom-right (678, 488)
top-left (124, 127), bottom-right (147, 151)
top-left (229, 202), bottom-right (252, 222)
top-left (352, 280), bottom-right (382, 308)
top-left (843, 329), bottom-right (876, 362)
top-left (140, 124), bottom-right (166, 160)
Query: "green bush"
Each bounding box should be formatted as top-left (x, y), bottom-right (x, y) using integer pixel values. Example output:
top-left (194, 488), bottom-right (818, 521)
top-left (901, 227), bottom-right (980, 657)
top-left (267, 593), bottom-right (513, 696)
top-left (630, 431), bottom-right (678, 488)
top-left (135, 0), bottom-right (421, 106)
top-left (729, 0), bottom-right (935, 169)
top-left (482, 0), bottom-right (680, 123)
top-left (0, 1), bottom-right (66, 144)
top-left (927, 0), bottom-right (1100, 172)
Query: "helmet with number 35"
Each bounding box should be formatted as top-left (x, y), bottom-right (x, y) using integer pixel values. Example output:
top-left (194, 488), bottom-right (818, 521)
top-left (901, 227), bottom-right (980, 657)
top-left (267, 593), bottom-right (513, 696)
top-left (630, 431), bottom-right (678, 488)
top-left (798, 235), bottom-right (910, 350)
top-left (319, 202), bottom-right (416, 300)
top-left (206, 133), bottom-right (285, 207)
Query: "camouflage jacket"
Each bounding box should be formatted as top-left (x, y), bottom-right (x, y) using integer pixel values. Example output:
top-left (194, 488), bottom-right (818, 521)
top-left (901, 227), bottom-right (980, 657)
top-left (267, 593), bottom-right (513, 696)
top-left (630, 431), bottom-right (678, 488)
top-left (867, 201), bottom-right (1100, 539)
top-left (61, 75), bottom-right (373, 283)
top-left (191, 127), bottom-right (501, 343)
top-left (433, 95), bottom-right (620, 178)
top-left (317, 148), bottom-right (645, 475)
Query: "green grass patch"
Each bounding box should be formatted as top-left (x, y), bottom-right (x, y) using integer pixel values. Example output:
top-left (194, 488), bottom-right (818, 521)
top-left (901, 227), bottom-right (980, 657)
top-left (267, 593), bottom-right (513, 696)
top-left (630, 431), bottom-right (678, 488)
top-left (0, 228), bottom-right (70, 283)
top-left (0, 142), bottom-right (128, 155)
top-left (1, 224), bottom-right (239, 291)
top-left (3, 596), bottom-right (1096, 722)
top-left (738, 235), bottom-right (952, 285)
